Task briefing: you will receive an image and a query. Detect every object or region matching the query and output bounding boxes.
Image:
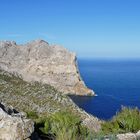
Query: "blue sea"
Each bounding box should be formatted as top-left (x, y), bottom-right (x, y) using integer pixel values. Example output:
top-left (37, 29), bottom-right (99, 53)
top-left (70, 59), bottom-right (140, 120)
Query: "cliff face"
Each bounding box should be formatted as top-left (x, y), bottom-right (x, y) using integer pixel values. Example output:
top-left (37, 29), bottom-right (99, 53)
top-left (0, 40), bottom-right (94, 95)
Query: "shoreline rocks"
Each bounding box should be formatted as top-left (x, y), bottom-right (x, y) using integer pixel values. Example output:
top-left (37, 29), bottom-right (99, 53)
top-left (0, 40), bottom-right (94, 96)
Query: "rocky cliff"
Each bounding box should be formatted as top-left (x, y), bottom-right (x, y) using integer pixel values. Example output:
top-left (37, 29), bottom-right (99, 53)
top-left (0, 40), bottom-right (94, 95)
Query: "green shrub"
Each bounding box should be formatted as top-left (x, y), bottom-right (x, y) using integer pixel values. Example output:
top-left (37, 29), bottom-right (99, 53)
top-left (27, 111), bottom-right (38, 120)
top-left (101, 107), bottom-right (140, 134)
top-left (37, 111), bottom-right (89, 140)
top-left (33, 111), bottom-right (118, 140)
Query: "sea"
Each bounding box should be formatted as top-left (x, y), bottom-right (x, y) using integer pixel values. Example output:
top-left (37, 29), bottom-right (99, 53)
top-left (70, 58), bottom-right (140, 120)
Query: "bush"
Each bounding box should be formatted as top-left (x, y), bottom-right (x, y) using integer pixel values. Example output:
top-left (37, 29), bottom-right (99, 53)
top-left (37, 111), bottom-right (89, 140)
top-left (27, 111), bottom-right (38, 120)
top-left (101, 107), bottom-right (140, 134)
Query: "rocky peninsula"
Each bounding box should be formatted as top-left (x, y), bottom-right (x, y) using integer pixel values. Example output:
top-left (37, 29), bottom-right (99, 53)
top-left (0, 40), bottom-right (94, 96)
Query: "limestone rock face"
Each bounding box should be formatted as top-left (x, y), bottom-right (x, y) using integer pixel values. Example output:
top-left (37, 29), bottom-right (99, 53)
top-left (0, 40), bottom-right (94, 95)
top-left (117, 133), bottom-right (137, 140)
top-left (0, 103), bottom-right (34, 140)
top-left (116, 131), bottom-right (140, 140)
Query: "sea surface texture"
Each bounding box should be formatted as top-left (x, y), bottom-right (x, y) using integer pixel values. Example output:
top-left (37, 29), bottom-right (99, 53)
top-left (71, 59), bottom-right (140, 120)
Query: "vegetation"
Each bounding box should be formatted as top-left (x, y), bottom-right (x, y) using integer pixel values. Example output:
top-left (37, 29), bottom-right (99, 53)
top-left (101, 107), bottom-right (140, 134)
top-left (1, 70), bottom-right (140, 139)
top-left (27, 111), bottom-right (39, 120)
top-left (0, 70), bottom-right (78, 116)
top-left (34, 111), bottom-right (115, 140)
top-left (27, 110), bottom-right (116, 140)
top-left (34, 111), bottom-right (89, 140)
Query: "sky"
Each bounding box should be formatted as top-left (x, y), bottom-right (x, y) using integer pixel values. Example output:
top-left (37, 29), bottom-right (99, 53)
top-left (0, 0), bottom-right (140, 58)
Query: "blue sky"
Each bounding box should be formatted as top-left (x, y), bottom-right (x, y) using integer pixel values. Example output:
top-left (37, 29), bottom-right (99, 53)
top-left (0, 0), bottom-right (140, 58)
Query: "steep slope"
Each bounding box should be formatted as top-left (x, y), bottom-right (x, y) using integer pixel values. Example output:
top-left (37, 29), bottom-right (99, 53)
top-left (0, 40), bottom-right (94, 95)
top-left (0, 70), bottom-right (101, 132)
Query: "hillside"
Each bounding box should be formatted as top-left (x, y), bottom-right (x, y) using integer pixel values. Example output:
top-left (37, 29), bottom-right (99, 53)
top-left (0, 70), bottom-right (101, 133)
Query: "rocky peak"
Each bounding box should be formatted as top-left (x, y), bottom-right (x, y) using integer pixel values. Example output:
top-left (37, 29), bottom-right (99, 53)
top-left (0, 40), bottom-right (16, 48)
top-left (26, 39), bottom-right (49, 47)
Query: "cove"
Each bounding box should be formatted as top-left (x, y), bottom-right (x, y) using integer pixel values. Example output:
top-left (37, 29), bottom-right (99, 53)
top-left (70, 59), bottom-right (140, 120)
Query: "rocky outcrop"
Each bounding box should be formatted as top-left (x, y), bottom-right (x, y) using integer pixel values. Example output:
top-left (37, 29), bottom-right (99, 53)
top-left (0, 40), bottom-right (94, 96)
top-left (116, 131), bottom-right (140, 140)
top-left (0, 102), bottom-right (34, 140)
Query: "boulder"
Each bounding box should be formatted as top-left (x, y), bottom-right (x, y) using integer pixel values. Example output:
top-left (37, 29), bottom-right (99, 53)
top-left (136, 130), bottom-right (140, 139)
top-left (117, 133), bottom-right (137, 140)
top-left (0, 103), bottom-right (34, 140)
